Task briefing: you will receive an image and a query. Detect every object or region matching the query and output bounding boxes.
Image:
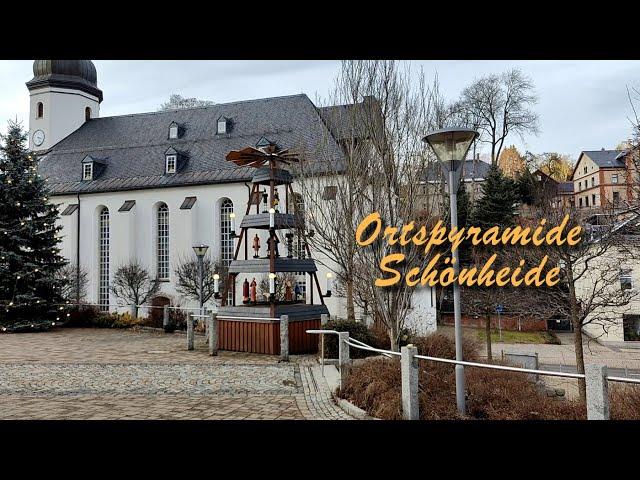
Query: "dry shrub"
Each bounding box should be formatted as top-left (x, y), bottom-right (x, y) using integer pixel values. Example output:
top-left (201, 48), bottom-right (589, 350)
top-left (340, 333), bottom-right (586, 420)
top-left (611, 384), bottom-right (640, 420)
top-left (340, 358), bottom-right (403, 420)
top-left (464, 368), bottom-right (584, 420)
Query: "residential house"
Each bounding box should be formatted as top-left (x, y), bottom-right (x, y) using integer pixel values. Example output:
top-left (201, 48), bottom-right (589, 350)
top-left (572, 149), bottom-right (635, 211)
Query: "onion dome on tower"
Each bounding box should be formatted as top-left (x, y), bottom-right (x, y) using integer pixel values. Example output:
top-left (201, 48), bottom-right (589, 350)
top-left (26, 60), bottom-right (103, 102)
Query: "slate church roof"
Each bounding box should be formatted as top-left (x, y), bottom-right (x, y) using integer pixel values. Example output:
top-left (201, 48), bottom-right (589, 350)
top-left (38, 94), bottom-right (349, 195)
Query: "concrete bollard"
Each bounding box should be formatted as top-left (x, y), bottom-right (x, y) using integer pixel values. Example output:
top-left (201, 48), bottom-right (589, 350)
top-left (163, 305), bottom-right (169, 331)
top-left (401, 344), bottom-right (419, 420)
top-left (129, 304), bottom-right (137, 319)
top-left (187, 313), bottom-right (195, 351)
top-left (280, 315), bottom-right (289, 362)
top-left (585, 364), bottom-right (609, 420)
top-left (208, 313), bottom-right (218, 356)
top-left (338, 331), bottom-right (351, 390)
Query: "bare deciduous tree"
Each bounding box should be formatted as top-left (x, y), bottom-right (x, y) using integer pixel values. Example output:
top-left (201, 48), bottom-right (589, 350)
top-left (459, 69), bottom-right (540, 166)
top-left (536, 204), bottom-right (639, 403)
top-left (300, 60), bottom-right (451, 350)
top-left (159, 94), bottom-right (215, 111)
top-left (110, 260), bottom-right (161, 317)
top-left (461, 246), bottom-right (565, 360)
top-left (174, 254), bottom-right (225, 305)
top-left (56, 263), bottom-right (89, 304)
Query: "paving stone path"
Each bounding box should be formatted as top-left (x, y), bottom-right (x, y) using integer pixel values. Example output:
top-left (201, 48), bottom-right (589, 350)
top-left (0, 328), bottom-right (352, 420)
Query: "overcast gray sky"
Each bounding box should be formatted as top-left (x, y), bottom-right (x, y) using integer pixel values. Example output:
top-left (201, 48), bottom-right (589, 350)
top-left (2, 60), bottom-right (639, 160)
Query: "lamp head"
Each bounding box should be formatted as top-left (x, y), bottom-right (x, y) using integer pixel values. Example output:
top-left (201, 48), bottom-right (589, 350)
top-left (229, 212), bottom-right (236, 219)
top-left (213, 273), bottom-right (220, 280)
top-left (422, 128), bottom-right (478, 163)
top-left (268, 208), bottom-right (276, 214)
top-left (192, 244), bottom-right (209, 258)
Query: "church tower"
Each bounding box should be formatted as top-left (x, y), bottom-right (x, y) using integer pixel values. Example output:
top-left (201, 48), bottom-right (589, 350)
top-left (26, 60), bottom-right (103, 152)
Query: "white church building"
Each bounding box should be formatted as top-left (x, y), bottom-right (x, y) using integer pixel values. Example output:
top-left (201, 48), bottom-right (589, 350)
top-left (27, 60), bottom-right (436, 334)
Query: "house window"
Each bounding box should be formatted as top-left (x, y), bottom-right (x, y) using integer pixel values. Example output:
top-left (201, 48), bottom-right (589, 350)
top-left (217, 119), bottom-right (227, 134)
top-left (612, 174), bottom-right (618, 184)
top-left (591, 177), bottom-right (595, 187)
top-left (85, 107), bottom-right (92, 121)
top-left (169, 123), bottom-right (178, 139)
top-left (592, 194), bottom-right (596, 206)
top-left (36, 102), bottom-right (43, 119)
top-left (584, 166), bottom-right (588, 174)
top-left (166, 155), bottom-right (177, 174)
top-left (620, 269), bottom-right (633, 290)
top-left (579, 197), bottom-right (583, 208)
top-left (585, 196), bottom-right (589, 207)
top-left (98, 207), bottom-right (110, 311)
top-left (623, 314), bottom-right (640, 341)
top-left (613, 191), bottom-right (621, 204)
top-left (157, 203), bottom-right (169, 280)
top-left (295, 279), bottom-right (307, 302)
top-left (578, 181), bottom-right (582, 191)
top-left (220, 199), bottom-right (234, 303)
top-left (322, 186), bottom-right (338, 200)
top-left (83, 163), bottom-right (93, 181)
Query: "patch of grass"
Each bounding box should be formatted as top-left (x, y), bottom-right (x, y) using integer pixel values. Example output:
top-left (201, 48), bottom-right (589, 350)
top-left (477, 329), bottom-right (560, 344)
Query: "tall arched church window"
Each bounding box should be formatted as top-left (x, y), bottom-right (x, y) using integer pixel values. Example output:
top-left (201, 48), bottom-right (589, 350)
top-left (36, 102), bottom-right (44, 119)
top-left (98, 207), bottom-right (110, 311)
top-left (157, 203), bottom-right (169, 280)
top-left (220, 199), bottom-right (234, 303)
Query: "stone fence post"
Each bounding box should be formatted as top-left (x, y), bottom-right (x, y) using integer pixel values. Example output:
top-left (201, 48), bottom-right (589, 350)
top-left (585, 364), bottom-right (609, 420)
top-left (163, 305), bottom-right (169, 331)
top-left (401, 344), bottom-right (419, 420)
top-left (187, 313), bottom-right (195, 351)
top-left (129, 304), bottom-right (137, 319)
top-left (338, 331), bottom-right (350, 390)
top-left (280, 315), bottom-right (289, 362)
top-left (207, 313), bottom-right (218, 356)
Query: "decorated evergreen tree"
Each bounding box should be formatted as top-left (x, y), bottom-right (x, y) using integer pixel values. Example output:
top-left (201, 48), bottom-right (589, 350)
top-left (0, 121), bottom-right (67, 331)
top-left (471, 164), bottom-right (519, 229)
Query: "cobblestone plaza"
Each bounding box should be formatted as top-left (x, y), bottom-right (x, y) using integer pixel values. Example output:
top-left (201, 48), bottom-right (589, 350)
top-left (0, 328), bottom-right (351, 420)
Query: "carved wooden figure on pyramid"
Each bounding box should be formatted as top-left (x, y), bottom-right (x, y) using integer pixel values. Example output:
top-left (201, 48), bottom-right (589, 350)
top-left (266, 234), bottom-right (280, 258)
top-left (242, 278), bottom-right (250, 304)
top-left (272, 189), bottom-right (280, 212)
top-left (261, 189), bottom-right (268, 213)
top-left (252, 234), bottom-right (261, 258)
top-left (285, 280), bottom-right (293, 302)
top-left (294, 283), bottom-right (302, 302)
top-left (250, 277), bottom-right (257, 303)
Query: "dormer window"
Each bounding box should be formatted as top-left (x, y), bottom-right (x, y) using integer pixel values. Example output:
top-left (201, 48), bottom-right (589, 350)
top-left (83, 162), bottom-right (93, 181)
top-left (217, 116), bottom-right (228, 134)
top-left (168, 121), bottom-right (179, 139)
top-left (166, 154), bottom-right (177, 174)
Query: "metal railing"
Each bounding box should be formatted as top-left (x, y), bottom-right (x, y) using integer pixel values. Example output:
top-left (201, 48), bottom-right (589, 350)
top-left (307, 328), bottom-right (640, 420)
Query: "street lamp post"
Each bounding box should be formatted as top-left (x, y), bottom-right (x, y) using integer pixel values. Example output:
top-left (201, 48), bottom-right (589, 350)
top-left (192, 244), bottom-right (209, 316)
top-left (423, 127), bottom-right (478, 415)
